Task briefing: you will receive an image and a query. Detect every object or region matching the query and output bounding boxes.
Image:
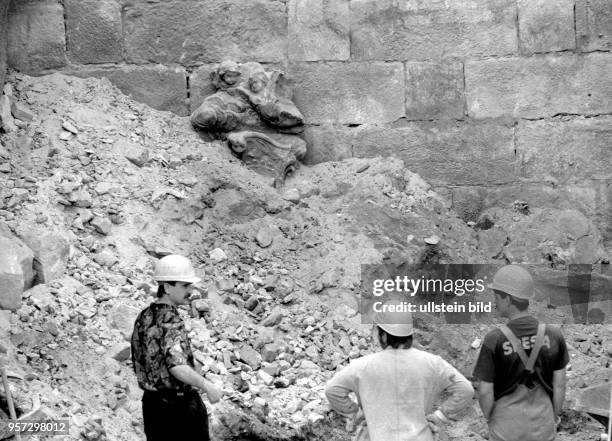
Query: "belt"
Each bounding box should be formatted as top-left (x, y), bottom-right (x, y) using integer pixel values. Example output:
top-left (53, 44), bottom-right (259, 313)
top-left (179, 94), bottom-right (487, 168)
top-left (145, 388), bottom-right (195, 397)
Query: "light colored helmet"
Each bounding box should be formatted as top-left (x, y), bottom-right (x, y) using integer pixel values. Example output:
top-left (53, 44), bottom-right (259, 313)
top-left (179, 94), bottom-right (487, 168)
top-left (372, 300), bottom-right (414, 337)
top-left (154, 255), bottom-right (201, 284)
top-left (488, 265), bottom-right (534, 300)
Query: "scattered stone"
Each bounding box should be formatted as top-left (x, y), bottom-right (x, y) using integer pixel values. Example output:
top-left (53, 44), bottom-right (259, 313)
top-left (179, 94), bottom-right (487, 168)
top-left (16, 226), bottom-right (71, 283)
top-left (110, 343), bottom-right (131, 362)
top-left (299, 360), bottom-right (319, 371)
top-left (238, 346), bottom-right (261, 370)
top-left (282, 188), bottom-right (301, 204)
top-left (10, 102), bottom-right (34, 122)
top-left (471, 338), bottom-right (482, 349)
top-left (62, 121), bottom-right (79, 134)
top-left (260, 307), bottom-right (283, 327)
top-left (258, 370), bottom-right (274, 386)
top-left (0, 163), bottom-right (11, 173)
top-left (192, 299), bottom-right (211, 313)
top-left (178, 176), bottom-right (198, 186)
top-left (255, 227), bottom-right (274, 248)
top-left (93, 248), bottom-right (118, 267)
top-left (91, 216), bottom-right (112, 235)
top-left (122, 141), bottom-right (149, 167)
top-left (209, 248), bottom-right (227, 263)
top-left (0, 227), bottom-right (34, 310)
top-left (69, 189), bottom-right (93, 208)
top-left (0, 95), bottom-right (17, 133)
top-left (26, 284), bottom-right (54, 311)
top-left (244, 296), bottom-right (259, 311)
top-left (109, 304), bottom-right (140, 339)
top-left (424, 235), bottom-right (440, 245)
top-left (261, 343), bottom-right (281, 363)
top-left (43, 320), bottom-right (60, 337)
top-left (216, 279), bottom-right (235, 292)
top-left (94, 182), bottom-right (115, 195)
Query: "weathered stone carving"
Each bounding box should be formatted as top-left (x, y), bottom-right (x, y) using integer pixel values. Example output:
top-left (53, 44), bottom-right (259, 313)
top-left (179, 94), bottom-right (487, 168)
top-left (191, 61), bottom-right (307, 187)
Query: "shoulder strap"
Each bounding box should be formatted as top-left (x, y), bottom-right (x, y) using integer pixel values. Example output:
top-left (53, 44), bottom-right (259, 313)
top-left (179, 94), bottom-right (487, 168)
top-left (525, 324), bottom-right (546, 372)
top-left (499, 325), bottom-right (530, 368)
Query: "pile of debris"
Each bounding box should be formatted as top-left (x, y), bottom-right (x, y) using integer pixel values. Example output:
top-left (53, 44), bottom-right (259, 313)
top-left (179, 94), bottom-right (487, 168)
top-left (0, 72), bottom-right (609, 441)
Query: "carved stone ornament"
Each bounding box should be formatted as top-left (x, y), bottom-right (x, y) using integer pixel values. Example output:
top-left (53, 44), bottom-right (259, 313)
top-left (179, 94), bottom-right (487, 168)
top-left (190, 61), bottom-right (307, 187)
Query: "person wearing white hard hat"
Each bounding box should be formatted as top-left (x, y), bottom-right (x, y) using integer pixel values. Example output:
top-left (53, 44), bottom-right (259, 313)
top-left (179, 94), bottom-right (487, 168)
top-left (325, 299), bottom-right (474, 441)
top-left (131, 255), bottom-right (222, 441)
top-left (473, 265), bottom-right (569, 441)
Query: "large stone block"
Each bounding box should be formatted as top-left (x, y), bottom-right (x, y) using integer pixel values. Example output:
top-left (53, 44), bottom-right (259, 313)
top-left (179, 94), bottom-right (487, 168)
top-left (72, 66), bottom-right (188, 116)
top-left (303, 125), bottom-right (353, 164)
top-left (350, 0), bottom-right (517, 60)
top-left (576, 0), bottom-right (612, 52)
top-left (516, 117), bottom-right (612, 183)
top-left (405, 60), bottom-right (465, 120)
top-left (518, 0), bottom-right (575, 54)
top-left (8, 0), bottom-right (66, 73)
top-left (65, 0), bottom-right (123, 64)
top-left (466, 53), bottom-right (612, 119)
top-left (188, 64), bottom-right (217, 112)
top-left (0, 225), bottom-right (34, 310)
top-left (451, 182), bottom-right (601, 222)
top-left (0, 0), bottom-right (9, 89)
top-left (289, 62), bottom-right (404, 124)
top-left (352, 121), bottom-right (515, 186)
top-left (15, 226), bottom-right (71, 284)
top-left (124, 0), bottom-right (287, 65)
top-left (288, 0), bottom-right (350, 61)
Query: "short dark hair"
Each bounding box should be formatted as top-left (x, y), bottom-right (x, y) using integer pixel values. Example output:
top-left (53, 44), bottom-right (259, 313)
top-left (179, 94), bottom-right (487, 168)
top-left (496, 290), bottom-right (529, 311)
top-left (156, 281), bottom-right (177, 298)
top-left (377, 327), bottom-right (413, 349)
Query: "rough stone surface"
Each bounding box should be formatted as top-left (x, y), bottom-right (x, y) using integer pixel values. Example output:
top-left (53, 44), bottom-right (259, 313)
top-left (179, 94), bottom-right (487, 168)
top-left (576, 0), bottom-right (612, 52)
top-left (518, 0), bottom-right (575, 54)
top-left (516, 117), bottom-right (612, 183)
top-left (109, 304), bottom-right (139, 339)
top-left (405, 60), bottom-right (465, 120)
top-left (15, 226), bottom-right (71, 284)
top-left (352, 121), bottom-right (515, 186)
top-left (72, 66), bottom-right (188, 116)
top-left (124, 0), bottom-right (287, 65)
top-left (188, 64), bottom-right (217, 112)
top-left (466, 53), bottom-right (612, 119)
top-left (288, 0), bottom-right (350, 61)
top-left (7, 0), bottom-right (66, 73)
top-left (65, 0), bottom-right (123, 64)
top-left (302, 125), bottom-right (353, 165)
top-left (0, 0), bottom-right (9, 90)
top-left (350, 0), bottom-right (517, 60)
top-left (0, 227), bottom-right (34, 310)
top-left (289, 62), bottom-right (404, 124)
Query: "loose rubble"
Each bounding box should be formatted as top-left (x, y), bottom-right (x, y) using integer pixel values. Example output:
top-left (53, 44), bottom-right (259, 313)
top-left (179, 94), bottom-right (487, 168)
top-left (0, 72), bottom-right (608, 441)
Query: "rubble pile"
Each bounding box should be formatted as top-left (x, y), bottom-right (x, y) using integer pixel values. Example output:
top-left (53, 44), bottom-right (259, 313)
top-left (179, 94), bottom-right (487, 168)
top-left (0, 72), bottom-right (609, 441)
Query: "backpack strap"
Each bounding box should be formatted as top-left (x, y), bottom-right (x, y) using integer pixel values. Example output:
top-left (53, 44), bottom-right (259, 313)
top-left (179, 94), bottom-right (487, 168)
top-left (499, 325), bottom-right (530, 368)
top-left (525, 324), bottom-right (546, 372)
top-left (499, 324), bottom-right (546, 373)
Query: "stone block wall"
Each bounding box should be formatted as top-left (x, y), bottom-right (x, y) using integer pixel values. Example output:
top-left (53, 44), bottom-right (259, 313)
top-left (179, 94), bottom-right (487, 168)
top-left (0, 0), bottom-right (9, 89)
top-left (4, 0), bottom-right (612, 248)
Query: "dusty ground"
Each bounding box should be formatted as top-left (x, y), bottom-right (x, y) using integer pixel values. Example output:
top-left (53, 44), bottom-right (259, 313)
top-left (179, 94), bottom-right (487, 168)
top-left (0, 72), bottom-right (609, 440)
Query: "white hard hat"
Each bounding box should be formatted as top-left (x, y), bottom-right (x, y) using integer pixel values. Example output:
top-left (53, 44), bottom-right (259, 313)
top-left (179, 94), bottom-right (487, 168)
top-left (372, 300), bottom-right (414, 337)
top-left (488, 265), bottom-right (534, 300)
top-left (154, 255), bottom-right (201, 284)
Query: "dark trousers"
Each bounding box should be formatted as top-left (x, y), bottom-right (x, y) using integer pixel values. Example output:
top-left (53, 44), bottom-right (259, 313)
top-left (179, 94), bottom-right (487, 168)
top-left (142, 389), bottom-right (209, 441)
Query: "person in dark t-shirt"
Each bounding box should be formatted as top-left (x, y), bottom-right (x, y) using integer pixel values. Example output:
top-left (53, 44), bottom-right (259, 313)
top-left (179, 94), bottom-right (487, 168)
top-left (473, 265), bottom-right (569, 441)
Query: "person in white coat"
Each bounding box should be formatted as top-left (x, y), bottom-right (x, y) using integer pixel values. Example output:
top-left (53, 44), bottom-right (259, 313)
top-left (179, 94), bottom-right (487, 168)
top-left (325, 302), bottom-right (474, 441)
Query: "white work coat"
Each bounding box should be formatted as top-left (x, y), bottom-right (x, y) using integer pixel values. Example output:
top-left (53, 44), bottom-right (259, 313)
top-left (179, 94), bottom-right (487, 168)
top-left (325, 347), bottom-right (474, 441)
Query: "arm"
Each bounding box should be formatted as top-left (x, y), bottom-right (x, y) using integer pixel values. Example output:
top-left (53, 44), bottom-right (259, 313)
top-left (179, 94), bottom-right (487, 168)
top-left (325, 365), bottom-right (359, 416)
top-left (169, 366), bottom-right (221, 403)
top-left (477, 381), bottom-right (495, 421)
top-left (552, 368), bottom-right (566, 417)
top-left (437, 361), bottom-right (475, 420)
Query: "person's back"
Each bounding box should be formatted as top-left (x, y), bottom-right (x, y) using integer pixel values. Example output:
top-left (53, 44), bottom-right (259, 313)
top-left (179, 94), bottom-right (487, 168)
top-left (350, 348), bottom-right (471, 441)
